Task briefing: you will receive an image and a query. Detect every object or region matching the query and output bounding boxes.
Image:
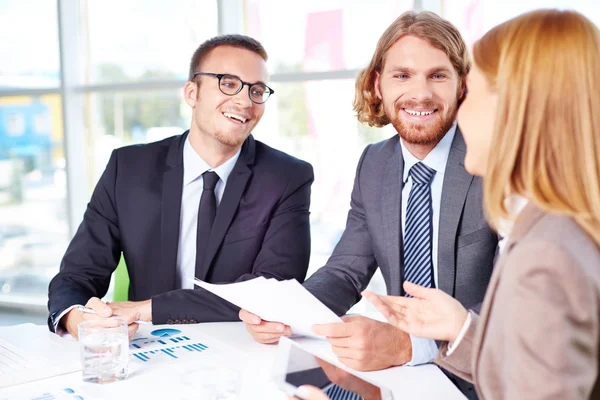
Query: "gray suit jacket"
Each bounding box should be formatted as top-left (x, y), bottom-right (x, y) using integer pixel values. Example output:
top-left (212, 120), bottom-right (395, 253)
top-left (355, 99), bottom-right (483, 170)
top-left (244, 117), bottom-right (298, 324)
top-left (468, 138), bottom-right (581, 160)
top-left (436, 204), bottom-right (600, 399)
top-left (305, 129), bottom-right (496, 312)
top-left (304, 129), bottom-right (497, 398)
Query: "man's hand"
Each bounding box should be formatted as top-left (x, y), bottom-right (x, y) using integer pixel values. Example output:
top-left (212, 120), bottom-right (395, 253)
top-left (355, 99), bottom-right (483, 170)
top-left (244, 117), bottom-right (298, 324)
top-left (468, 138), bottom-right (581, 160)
top-left (312, 315), bottom-right (412, 371)
top-left (239, 309), bottom-right (292, 344)
top-left (63, 297), bottom-right (140, 340)
top-left (108, 299), bottom-right (152, 323)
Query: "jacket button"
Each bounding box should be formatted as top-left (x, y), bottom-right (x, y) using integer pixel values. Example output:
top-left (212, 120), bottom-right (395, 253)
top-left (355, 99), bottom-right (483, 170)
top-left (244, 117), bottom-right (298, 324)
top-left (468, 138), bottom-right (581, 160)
top-left (182, 319), bottom-right (189, 324)
top-left (167, 319), bottom-right (173, 324)
top-left (174, 319), bottom-right (181, 324)
top-left (190, 319), bottom-right (197, 324)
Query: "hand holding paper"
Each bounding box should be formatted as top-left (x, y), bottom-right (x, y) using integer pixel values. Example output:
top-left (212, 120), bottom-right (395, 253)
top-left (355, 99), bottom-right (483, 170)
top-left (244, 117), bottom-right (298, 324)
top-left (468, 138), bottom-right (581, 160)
top-left (192, 277), bottom-right (343, 338)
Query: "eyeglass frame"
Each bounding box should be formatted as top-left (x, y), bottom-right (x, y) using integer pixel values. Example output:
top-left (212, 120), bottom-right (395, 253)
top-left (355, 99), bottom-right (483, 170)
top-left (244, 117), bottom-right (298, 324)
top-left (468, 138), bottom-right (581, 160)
top-left (193, 72), bottom-right (275, 104)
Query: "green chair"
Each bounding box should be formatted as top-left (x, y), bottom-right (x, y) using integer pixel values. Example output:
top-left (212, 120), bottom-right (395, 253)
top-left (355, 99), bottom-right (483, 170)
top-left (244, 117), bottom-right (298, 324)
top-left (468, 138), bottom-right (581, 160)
top-left (112, 255), bottom-right (130, 301)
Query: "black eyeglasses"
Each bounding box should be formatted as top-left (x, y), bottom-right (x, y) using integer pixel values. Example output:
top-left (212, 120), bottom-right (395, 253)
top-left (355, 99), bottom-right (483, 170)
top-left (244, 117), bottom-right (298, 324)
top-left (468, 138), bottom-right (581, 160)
top-left (193, 72), bottom-right (275, 104)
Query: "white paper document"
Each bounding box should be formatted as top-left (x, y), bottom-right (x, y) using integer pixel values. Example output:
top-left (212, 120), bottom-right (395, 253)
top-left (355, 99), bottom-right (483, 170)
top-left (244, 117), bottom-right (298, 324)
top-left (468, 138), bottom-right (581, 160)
top-left (0, 324), bottom-right (80, 388)
top-left (193, 277), bottom-right (343, 337)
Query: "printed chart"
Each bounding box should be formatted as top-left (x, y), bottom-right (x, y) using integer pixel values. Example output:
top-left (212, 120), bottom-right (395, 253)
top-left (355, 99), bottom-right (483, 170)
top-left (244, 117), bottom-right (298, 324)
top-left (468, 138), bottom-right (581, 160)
top-left (0, 386), bottom-right (87, 400)
top-left (129, 328), bottom-right (214, 364)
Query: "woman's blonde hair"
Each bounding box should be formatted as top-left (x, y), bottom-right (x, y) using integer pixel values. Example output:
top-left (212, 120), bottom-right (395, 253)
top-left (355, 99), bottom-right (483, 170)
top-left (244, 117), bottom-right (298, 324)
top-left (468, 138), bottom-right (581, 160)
top-left (477, 9), bottom-right (600, 245)
top-left (354, 11), bottom-right (470, 127)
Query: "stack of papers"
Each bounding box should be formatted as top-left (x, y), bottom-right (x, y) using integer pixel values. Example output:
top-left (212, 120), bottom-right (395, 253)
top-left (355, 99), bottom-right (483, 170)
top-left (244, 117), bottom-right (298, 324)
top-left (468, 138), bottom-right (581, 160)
top-left (0, 323), bottom-right (80, 388)
top-left (193, 277), bottom-right (343, 337)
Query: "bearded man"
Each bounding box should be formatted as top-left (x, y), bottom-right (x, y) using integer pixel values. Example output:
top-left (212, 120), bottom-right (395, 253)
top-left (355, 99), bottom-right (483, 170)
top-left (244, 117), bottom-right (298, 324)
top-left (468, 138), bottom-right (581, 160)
top-left (239, 11), bottom-right (498, 400)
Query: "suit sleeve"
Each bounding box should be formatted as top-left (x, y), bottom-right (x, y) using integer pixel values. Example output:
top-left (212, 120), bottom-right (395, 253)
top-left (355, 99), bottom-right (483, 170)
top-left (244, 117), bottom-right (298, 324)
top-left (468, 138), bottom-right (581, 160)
top-left (47, 150), bottom-right (122, 331)
top-left (151, 161), bottom-right (314, 323)
top-left (435, 312), bottom-right (480, 383)
top-left (302, 146), bottom-right (379, 316)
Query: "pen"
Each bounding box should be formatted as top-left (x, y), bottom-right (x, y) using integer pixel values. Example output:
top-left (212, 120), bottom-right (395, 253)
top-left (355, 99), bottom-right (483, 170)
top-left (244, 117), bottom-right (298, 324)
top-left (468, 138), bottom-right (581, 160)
top-left (77, 306), bottom-right (152, 325)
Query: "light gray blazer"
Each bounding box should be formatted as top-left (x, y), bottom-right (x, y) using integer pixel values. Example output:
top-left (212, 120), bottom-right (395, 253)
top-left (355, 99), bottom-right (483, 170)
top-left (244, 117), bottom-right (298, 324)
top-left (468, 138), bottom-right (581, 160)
top-left (304, 129), bottom-right (497, 398)
top-left (304, 129), bottom-right (497, 314)
top-left (436, 204), bottom-right (600, 399)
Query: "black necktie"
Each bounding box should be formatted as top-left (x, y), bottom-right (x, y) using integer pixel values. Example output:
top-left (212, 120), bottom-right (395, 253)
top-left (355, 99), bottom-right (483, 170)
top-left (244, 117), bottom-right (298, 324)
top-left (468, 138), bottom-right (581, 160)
top-left (195, 171), bottom-right (220, 280)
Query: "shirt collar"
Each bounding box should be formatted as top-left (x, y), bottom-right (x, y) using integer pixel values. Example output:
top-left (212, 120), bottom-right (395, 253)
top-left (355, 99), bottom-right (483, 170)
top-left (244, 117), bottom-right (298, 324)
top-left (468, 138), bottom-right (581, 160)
top-left (400, 122), bottom-right (457, 183)
top-left (497, 194), bottom-right (530, 238)
top-left (183, 136), bottom-right (241, 186)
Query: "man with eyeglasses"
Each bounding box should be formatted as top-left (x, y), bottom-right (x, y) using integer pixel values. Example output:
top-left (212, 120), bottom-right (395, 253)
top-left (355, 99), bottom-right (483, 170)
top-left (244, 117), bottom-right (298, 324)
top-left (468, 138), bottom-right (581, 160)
top-left (48, 34), bottom-right (314, 339)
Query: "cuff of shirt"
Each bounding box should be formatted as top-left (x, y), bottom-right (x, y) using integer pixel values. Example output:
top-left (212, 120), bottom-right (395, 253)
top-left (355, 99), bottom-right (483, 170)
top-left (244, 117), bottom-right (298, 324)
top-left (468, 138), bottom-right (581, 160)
top-left (406, 334), bottom-right (439, 366)
top-left (53, 304), bottom-right (83, 338)
top-left (447, 312), bottom-right (472, 356)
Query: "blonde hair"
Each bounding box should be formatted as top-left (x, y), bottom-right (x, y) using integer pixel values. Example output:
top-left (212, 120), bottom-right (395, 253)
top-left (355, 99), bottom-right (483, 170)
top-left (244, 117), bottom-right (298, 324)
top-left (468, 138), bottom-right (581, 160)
top-left (477, 9), bottom-right (600, 245)
top-left (354, 11), bottom-right (470, 127)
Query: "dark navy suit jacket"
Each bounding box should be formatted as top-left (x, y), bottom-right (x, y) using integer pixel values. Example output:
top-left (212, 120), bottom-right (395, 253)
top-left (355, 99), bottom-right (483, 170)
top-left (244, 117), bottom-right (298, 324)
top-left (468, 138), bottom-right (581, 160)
top-left (48, 132), bottom-right (313, 329)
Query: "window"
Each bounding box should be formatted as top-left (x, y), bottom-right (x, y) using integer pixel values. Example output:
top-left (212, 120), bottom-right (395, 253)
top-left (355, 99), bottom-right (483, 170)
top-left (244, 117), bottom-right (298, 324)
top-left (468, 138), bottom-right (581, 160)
top-left (0, 1), bottom-right (60, 88)
top-left (85, 90), bottom-right (188, 182)
top-left (0, 95), bottom-right (68, 305)
top-left (84, 0), bottom-right (218, 83)
top-left (246, 0), bottom-right (415, 73)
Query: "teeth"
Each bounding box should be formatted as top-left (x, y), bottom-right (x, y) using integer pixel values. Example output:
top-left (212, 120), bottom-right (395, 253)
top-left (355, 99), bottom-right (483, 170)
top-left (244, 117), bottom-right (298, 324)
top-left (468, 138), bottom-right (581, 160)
top-left (405, 109), bottom-right (434, 116)
top-left (223, 112), bottom-right (247, 123)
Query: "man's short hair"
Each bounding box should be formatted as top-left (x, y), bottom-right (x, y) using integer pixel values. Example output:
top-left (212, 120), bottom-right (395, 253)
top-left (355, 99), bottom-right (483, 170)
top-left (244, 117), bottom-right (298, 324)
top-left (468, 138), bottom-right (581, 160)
top-left (188, 34), bottom-right (268, 81)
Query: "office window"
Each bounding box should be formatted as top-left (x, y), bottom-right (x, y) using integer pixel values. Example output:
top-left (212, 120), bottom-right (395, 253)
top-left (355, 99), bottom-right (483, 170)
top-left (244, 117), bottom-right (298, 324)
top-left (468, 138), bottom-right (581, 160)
top-left (85, 90), bottom-right (188, 182)
top-left (246, 0), bottom-right (415, 73)
top-left (84, 0), bottom-right (218, 83)
top-left (0, 95), bottom-right (68, 304)
top-left (442, 0), bottom-right (600, 46)
top-left (0, 0), bottom-right (60, 88)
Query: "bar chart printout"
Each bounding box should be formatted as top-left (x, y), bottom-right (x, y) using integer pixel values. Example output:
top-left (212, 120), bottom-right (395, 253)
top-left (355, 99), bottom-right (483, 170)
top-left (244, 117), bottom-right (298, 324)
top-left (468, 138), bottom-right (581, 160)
top-left (0, 386), bottom-right (87, 400)
top-left (129, 328), bottom-right (213, 364)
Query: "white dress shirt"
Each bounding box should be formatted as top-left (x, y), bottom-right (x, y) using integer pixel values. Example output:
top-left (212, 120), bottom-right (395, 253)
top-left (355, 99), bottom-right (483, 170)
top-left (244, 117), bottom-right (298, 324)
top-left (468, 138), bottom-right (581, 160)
top-left (177, 137), bottom-right (240, 289)
top-left (54, 136), bottom-right (241, 333)
top-left (401, 123), bottom-right (457, 366)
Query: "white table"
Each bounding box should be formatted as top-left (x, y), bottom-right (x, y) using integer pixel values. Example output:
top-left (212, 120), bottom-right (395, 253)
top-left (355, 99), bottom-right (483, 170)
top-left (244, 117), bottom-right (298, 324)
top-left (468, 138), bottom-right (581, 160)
top-left (0, 322), bottom-right (467, 400)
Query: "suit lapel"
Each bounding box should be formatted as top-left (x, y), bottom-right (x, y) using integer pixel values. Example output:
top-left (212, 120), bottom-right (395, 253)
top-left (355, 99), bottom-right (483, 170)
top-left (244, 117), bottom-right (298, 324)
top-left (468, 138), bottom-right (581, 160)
top-left (159, 132), bottom-right (187, 292)
top-left (381, 139), bottom-right (404, 296)
top-left (437, 129), bottom-right (474, 295)
top-left (197, 135), bottom-right (256, 281)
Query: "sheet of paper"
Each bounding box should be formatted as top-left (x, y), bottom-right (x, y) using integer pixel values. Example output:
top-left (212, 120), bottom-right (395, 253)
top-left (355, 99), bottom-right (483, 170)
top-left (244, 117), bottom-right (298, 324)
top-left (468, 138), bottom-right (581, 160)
top-left (128, 324), bottom-right (231, 367)
top-left (193, 278), bottom-right (343, 337)
top-left (0, 383), bottom-right (93, 400)
top-left (0, 324), bottom-right (80, 389)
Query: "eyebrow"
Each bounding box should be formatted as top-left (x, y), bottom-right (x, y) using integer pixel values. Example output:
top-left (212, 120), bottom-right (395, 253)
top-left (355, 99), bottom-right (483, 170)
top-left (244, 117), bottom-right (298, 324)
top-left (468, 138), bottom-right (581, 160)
top-left (226, 73), bottom-right (268, 86)
top-left (387, 66), bottom-right (453, 75)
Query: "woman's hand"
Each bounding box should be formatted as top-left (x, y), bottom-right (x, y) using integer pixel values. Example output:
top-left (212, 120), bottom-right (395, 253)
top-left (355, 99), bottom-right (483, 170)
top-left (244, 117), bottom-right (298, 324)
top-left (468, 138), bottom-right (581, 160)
top-left (362, 281), bottom-right (468, 342)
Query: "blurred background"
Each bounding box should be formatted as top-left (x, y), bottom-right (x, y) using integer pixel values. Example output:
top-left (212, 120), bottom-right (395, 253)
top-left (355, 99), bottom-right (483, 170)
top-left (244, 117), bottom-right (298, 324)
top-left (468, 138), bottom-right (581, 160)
top-left (1, 0), bottom-right (597, 325)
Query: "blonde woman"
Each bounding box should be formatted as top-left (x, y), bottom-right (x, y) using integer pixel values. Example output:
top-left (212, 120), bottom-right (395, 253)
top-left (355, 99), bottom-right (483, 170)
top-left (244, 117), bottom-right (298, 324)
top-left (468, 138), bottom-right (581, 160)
top-left (362, 9), bottom-right (600, 399)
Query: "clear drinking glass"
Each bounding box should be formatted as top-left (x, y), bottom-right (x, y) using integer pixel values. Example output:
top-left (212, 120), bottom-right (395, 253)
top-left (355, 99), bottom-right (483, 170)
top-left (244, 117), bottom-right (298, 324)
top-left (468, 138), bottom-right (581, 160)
top-left (78, 318), bottom-right (129, 384)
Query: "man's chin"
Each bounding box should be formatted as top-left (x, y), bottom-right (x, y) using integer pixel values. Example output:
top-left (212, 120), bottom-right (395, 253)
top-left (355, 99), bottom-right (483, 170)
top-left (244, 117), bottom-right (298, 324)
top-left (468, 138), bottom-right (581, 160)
top-left (393, 123), bottom-right (445, 146)
top-left (392, 113), bottom-right (456, 146)
top-left (215, 131), bottom-right (250, 148)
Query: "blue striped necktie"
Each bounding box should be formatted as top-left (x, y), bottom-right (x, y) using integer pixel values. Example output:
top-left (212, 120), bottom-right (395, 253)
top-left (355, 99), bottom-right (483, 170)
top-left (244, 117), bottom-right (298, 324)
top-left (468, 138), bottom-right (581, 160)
top-left (403, 162), bottom-right (436, 291)
top-left (324, 384), bottom-right (363, 400)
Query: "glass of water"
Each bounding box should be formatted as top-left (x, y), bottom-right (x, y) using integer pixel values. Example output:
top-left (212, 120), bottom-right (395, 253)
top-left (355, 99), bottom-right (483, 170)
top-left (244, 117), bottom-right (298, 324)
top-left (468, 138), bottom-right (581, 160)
top-left (78, 318), bottom-right (129, 384)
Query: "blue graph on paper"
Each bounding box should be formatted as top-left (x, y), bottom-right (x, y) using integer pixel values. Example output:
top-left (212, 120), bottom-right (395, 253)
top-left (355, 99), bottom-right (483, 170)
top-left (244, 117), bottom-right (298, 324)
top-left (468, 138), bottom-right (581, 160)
top-left (28, 387), bottom-right (84, 400)
top-left (130, 330), bottom-right (211, 363)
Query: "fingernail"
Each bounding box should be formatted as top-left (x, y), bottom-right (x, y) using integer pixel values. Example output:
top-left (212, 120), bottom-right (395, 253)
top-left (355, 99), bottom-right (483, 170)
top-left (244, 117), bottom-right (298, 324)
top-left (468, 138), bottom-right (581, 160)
top-left (252, 317), bottom-right (260, 324)
top-left (276, 325), bottom-right (284, 332)
top-left (285, 327), bottom-right (292, 336)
